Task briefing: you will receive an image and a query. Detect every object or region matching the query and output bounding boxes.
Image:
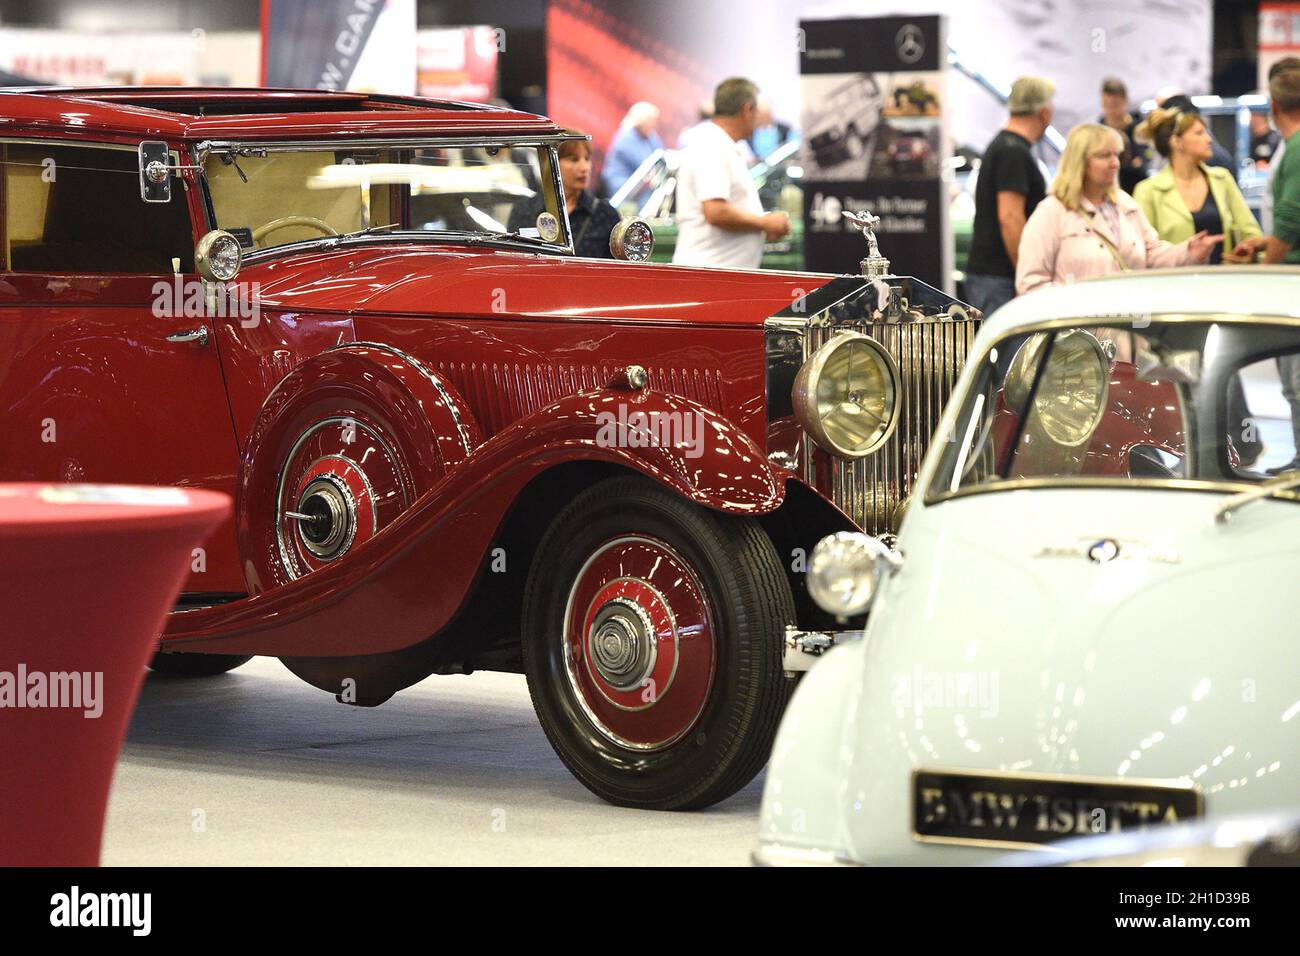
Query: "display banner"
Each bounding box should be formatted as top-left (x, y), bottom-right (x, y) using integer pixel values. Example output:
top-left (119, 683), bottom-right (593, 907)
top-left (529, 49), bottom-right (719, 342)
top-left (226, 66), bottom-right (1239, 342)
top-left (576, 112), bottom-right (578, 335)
top-left (800, 15), bottom-right (951, 289)
top-left (0, 28), bottom-right (201, 85)
top-left (261, 0), bottom-right (416, 95)
top-left (1260, 3), bottom-right (1300, 88)
top-left (417, 27), bottom-right (501, 102)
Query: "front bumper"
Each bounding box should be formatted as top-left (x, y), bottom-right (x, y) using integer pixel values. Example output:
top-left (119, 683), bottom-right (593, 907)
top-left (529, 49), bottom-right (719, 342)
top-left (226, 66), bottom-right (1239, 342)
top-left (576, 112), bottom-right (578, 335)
top-left (782, 627), bottom-right (862, 674)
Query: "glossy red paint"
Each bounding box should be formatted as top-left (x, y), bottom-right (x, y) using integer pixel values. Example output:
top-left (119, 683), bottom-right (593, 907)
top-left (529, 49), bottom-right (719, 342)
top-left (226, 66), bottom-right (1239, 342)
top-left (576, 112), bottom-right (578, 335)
top-left (242, 245), bottom-right (815, 326)
top-left (0, 88), bottom-right (563, 141)
top-left (1082, 363), bottom-right (1186, 475)
top-left (993, 362), bottom-right (1185, 477)
top-left (217, 245), bottom-right (806, 451)
top-left (163, 387), bottom-right (782, 656)
top-left (0, 275), bottom-right (244, 593)
top-left (0, 87), bottom-right (837, 668)
top-left (236, 343), bottom-right (479, 595)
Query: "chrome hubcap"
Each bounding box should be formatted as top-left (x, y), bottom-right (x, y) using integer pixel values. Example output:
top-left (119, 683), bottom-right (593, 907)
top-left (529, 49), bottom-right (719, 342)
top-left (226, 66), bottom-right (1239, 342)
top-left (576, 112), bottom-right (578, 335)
top-left (563, 535), bottom-right (716, 752)
top-left (588, 598), bottom-right (656, 691)
top-left (294, 475), bottom-right (356, 561)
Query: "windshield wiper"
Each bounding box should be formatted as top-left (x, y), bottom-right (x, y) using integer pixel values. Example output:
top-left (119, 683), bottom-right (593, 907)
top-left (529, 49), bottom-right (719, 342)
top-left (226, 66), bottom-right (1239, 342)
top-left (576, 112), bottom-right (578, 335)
top-left (463, 229), bottom-right (559, 249)
top-left (324, 223), bottom-right (403, 245)
top-left (1214, 469), bottom-right (1300, 523)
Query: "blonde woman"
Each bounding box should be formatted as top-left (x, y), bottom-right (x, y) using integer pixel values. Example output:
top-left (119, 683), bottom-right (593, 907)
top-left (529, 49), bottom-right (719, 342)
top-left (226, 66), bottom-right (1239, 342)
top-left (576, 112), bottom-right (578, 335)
top-left (1016, 123), bottom-right (1220, 295)
top-left (1133, 107), bottom-right (1263, 262)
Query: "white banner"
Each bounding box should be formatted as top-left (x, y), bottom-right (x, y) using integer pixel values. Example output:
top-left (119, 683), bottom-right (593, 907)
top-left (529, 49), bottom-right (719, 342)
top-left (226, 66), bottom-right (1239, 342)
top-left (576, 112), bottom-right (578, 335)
top-left (0, 28), bottom-right (201, 86)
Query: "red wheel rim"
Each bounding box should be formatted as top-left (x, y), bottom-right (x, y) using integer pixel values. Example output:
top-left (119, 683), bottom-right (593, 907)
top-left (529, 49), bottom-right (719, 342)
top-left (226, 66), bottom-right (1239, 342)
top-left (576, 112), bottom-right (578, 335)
top-left (563, 535), bottom-right (716, 751)
top-left (275, 417), bottom-right (410, 579)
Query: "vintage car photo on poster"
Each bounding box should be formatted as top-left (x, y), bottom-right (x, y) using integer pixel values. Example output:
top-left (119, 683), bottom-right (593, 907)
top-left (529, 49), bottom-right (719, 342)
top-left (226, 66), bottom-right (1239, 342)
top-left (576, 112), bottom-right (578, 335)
top-left (800, 73), bottom-right (884, 181)
top-left (757, 269), bottom-right (1300, 864)
top-left (0, 87), bottom-right (981, 809)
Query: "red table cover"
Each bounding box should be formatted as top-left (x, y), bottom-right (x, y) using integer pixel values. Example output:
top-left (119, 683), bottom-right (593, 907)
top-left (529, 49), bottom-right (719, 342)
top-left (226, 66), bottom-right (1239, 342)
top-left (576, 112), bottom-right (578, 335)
top-left (0, 483), bottom-right (231, 866)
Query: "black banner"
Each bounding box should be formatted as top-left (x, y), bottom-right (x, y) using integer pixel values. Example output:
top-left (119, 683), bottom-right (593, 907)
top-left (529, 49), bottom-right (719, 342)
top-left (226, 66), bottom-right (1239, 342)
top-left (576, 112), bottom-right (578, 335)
top-left (0, 866), bottom-right (1286, 938)
top-left (799, 15), bottom-right (949, 288)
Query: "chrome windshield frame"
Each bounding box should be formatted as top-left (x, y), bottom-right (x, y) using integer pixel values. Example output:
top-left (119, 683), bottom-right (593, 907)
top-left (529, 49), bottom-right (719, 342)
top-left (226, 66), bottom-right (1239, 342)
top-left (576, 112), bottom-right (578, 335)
top-left (193, 134), bottom-right (581, 260)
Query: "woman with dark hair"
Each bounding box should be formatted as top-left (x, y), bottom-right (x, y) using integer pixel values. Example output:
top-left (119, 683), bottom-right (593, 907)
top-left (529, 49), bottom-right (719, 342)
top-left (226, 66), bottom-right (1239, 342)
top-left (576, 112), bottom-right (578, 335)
top-left (1133, 107), bottom-right (1262, 264)
top-left (1133, 108), bottom-right (1267, 465)
top-left (510, 133), bottom-right (621, 259)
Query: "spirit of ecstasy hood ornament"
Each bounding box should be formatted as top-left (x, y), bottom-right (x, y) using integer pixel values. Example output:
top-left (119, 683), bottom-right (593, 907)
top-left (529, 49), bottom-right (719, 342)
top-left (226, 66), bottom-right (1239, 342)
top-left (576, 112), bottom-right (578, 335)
top-left (842, 209), bottom-right (891, 278)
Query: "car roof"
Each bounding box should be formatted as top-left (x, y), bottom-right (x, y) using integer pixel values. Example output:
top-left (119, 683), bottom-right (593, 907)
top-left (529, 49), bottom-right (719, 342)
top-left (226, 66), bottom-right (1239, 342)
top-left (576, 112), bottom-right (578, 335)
top-left (0, 86), bottom-right (564, 141)
top-left (981, 267), bottom-right (1300, 339)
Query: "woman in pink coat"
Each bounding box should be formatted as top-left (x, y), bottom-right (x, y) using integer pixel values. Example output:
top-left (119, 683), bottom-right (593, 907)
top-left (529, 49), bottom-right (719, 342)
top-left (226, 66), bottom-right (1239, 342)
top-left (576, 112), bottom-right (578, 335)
top-left (1016, 123), bottom-right (1220, 295)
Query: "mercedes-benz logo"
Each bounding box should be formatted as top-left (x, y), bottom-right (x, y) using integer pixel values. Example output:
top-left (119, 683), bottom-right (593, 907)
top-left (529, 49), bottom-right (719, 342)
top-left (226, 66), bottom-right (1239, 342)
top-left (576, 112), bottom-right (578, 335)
top-left (1088, 539), bottom-right (1121, 563)
top-left (896, 24), bottom-right (925, 65)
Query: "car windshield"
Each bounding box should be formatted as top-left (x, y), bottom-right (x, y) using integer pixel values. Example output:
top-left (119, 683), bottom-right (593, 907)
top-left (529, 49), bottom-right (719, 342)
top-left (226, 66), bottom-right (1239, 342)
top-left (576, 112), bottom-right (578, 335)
top-left (928, 318), bottom-right (1300, 501)
top-left (203, 143), bottom-right (566, 252)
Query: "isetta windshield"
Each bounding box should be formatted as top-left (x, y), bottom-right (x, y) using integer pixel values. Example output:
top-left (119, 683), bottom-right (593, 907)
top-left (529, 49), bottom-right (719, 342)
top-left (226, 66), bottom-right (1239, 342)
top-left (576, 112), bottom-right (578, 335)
top-left (203, 142), bottom-right (567, 252)
top-left (929, 317), bottom-right (1300, 500)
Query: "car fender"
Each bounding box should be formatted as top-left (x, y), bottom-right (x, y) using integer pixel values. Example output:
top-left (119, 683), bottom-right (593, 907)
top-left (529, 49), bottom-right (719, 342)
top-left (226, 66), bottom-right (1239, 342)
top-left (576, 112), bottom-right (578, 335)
top-left (164, 385), bottom-right (785, 657)
top-left (235, 341), bottom-right (482, 594)
top-left (491, 385), bottom-right (783, 515)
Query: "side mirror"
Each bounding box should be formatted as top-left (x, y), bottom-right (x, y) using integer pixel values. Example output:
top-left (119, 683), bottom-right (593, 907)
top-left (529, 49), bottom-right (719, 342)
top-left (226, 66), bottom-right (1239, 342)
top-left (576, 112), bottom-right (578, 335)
top-left (609, 217), bottom-right (654, 261)
top-left (138, 141), bottom-right (172, 203)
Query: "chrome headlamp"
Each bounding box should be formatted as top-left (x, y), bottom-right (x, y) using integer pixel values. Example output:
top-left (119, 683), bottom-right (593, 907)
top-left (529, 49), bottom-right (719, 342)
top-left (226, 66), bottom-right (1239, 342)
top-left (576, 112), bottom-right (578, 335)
top-left (806, 531), bottom-right (902, 617)
top-left (195, 229), bottom-right (243, 282)
top-left (793, 332), bottom-right (900, 458)
top-left (609, 217), bottom-right (655, 261)
top-left (1004, 329), bottom-right (1109, 447)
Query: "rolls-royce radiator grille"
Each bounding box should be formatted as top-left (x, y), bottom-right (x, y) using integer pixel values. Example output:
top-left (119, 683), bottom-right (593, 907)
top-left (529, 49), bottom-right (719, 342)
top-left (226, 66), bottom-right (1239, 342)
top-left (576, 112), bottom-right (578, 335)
top-left (806, 318), bottom-right (980, 535)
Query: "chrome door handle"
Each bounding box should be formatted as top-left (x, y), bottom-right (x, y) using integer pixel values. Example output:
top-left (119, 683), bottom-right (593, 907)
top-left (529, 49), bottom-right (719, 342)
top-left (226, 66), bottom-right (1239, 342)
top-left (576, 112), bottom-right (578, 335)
top-left (166, 326), bottom-right (209, 347)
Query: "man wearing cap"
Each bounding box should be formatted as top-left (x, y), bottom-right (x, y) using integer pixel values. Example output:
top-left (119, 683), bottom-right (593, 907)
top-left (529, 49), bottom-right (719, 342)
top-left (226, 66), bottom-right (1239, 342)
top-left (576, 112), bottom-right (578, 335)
top-left (965, 76), bottom-right (1055, 316)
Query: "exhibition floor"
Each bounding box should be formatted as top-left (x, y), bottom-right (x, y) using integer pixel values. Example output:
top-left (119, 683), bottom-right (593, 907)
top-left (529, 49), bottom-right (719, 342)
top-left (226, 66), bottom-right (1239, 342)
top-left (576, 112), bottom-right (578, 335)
top-left (101, 660), bottom-right (763, 866)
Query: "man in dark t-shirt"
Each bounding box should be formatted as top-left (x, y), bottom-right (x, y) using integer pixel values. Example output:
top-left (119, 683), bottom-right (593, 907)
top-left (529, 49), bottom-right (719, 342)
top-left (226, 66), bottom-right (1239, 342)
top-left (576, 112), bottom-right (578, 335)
top-left (966, 76), bottom-right (1054, 317)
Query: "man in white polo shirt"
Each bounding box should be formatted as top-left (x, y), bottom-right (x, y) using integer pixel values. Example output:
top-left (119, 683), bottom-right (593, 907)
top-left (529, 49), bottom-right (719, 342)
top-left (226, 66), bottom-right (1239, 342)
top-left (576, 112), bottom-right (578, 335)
top-left (672, 77), bottom-right (791, 269)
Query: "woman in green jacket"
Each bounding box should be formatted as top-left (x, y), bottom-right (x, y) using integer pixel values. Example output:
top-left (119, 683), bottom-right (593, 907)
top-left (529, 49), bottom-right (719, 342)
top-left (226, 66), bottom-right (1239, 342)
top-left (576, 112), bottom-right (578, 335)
top-left (1134, 105), bottom-right (1266, 465)
top-left (1133, 107), bottom-right (1263, 263)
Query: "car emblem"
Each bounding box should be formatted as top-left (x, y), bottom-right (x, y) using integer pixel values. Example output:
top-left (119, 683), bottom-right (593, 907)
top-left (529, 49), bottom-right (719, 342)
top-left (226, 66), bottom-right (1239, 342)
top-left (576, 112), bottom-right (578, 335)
top-left (1087, 539), bottom-right (1121, 563)
top-left (895, 24), bottom-right (925, 65)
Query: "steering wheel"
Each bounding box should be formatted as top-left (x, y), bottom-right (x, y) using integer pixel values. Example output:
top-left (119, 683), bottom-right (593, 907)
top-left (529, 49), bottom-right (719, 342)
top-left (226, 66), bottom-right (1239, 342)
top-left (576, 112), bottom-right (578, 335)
top-left (252, 216), bottom-right (338, 247)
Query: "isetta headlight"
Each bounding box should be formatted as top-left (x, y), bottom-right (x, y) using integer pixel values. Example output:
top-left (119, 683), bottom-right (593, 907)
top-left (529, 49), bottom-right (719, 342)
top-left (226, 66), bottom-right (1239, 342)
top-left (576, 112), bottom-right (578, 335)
top-left (806, 531), bottom-right (901, 617)
top-left (195, 229), bottom-right (243, 282)
top-left (609, 217), bottom-right (655, 261)
top-left (1004, 329), bottom-right (1110, 447)
top-left (793, 332), bottom-right (900, 458)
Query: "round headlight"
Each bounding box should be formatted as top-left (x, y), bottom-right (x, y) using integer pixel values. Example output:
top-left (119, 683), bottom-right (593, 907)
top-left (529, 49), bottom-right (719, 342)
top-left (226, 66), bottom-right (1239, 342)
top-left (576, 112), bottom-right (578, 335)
top-left (807, 531), bottom-right (897, 617)
top-left (793, 332), bottom-right (900, 458)
top-left (195, 229), bottom-right (243, 282)
top-left (609, 217), bottom-right (654, 261)
top-left (1005, 330), bottom-right (1109, 447)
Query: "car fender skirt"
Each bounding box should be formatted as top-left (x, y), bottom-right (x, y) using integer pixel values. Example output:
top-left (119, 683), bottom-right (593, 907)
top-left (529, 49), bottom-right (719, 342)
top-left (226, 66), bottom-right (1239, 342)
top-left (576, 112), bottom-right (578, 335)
top-left (164, 388), bottom-right (785, 657)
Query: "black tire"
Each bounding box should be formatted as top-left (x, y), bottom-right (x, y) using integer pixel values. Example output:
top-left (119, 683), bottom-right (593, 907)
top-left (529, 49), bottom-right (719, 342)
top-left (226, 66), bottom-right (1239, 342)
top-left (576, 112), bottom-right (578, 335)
top-left (148, 651), bottom-right (252, 677)
top-left (522, 476), bottom-right (796, 810)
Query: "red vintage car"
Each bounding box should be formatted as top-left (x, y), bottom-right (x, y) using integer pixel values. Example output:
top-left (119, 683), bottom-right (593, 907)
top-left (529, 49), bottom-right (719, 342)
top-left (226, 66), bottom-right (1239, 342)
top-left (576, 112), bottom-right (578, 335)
top-left (0, 88), bottom-right (980, 809)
